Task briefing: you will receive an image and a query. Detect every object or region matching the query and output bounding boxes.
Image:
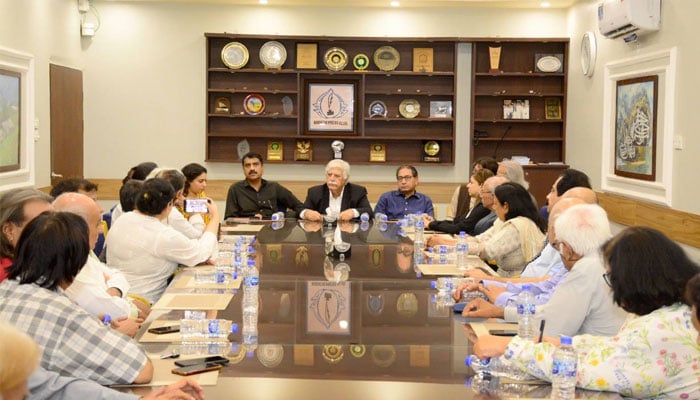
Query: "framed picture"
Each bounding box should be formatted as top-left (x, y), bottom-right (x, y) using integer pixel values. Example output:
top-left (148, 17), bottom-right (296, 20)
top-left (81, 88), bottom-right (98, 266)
top-left (614, 75), bottom-right (658, 181)
top-left (305, 80), bottom-right (357, 134)
top-left (305, 281), bottom-right (351, 335)
top-left (503, 99), bottom-right (529, 120)
top-left (429, 101), bottom-right (452, 118)
top-left (296, 43), bottom-right (317, 69)
top-left (0, 68), bottom-right (21, 173)
top-left (544, 97), bottom-right (562, 120)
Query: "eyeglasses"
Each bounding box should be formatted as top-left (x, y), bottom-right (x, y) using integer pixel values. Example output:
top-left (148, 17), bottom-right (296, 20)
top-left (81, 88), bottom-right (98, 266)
top-left (602, 272), bottom-right (612, 287)
top-left (551, 240), bottom-right (564, 254)
top-left (480, 190), bottom-right (492, 195)
top-left (397, 175), bottom-right (414, 182)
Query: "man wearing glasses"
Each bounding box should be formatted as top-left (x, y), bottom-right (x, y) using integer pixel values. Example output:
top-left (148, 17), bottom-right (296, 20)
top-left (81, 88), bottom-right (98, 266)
top-left (373, 165), bottom-right (434, 221)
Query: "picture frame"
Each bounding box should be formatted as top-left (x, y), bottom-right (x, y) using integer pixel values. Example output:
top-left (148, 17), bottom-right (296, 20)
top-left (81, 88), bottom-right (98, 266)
top-left (544, 97), bottom-right (562, 120)
top-left (0, 68), bottom-right (21, 173)
top-left (503, 99), bottom-right (529, 120)
top-left (614, 75), bottom-right (658, 181)
top-left (305, 281), bottom-right (351, 335)
top-left (296, 43), bottom-right (318, 69)
top-left (305, 80), bottom-right (357, 134)
top-left (429, 101), bottom-right (452, 118)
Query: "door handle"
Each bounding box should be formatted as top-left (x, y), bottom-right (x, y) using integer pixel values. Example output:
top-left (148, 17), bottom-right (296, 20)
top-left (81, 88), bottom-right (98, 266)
top-left (51, 172), bottom-right (64, 178)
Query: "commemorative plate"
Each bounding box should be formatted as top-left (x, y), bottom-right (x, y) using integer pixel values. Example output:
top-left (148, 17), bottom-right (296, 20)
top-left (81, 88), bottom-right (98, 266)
top-left (368, 100), bottom-right (387, 118)
top-left (399, 99), bottom-right (420, 119)
top-left (243, 93), bottom-right (265, 115)
top-left (221, 42), bottom-right (249, 69)
top-left (259, 41), bottom-right (287, 69)
top-left (373, 46), bottom-right (400, 72)
top-left (324, 47), bottom-right (348, 71)
top-left (353, 53), bottom-right (369, 70)
top-left (535, 55), bottom-right (562, 73)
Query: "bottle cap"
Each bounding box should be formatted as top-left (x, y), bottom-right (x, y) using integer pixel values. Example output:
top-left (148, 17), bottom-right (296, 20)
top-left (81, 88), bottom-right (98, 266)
top-left (102, 314), bottom-right (112, 325)
top-left (560, 335), bottom-right (573, 345)
top-left (522, 283), bottom-right (532, 291)
top-left (231, 323), bottom-right (239, 333)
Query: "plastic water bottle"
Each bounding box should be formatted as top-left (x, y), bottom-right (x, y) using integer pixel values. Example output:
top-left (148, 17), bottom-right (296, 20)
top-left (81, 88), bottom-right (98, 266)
top-left (456, 231), bottom-right (469, 269)
top-left (516, 284), bottom-right (537, 340)
top-left (180, 318), bottom-right (233, 338)
top-left (242, 279), bottom-right (259, 358)
top-left (374, 212), bottom-right (388, 222)
top-left (467, 373), bottom-right (536, 397)
top-left (242, 258), bottom-right (259, 314)
top-left (271, 211), bottom-right (285, 221)
top-left (414, 217), bottom-right (425, 244)
top-left (360, 212), bottom-right (370, 222)
top-left (465, 355), bottom-right (532, 380)
top-left (551, 336), bottom-right (578, 399)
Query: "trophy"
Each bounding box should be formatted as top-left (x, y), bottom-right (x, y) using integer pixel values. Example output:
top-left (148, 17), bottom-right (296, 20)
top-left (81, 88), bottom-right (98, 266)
top-left (331, 140), bottom-right (344, 159)
top-left (295, 140), bottom-right (312, 161)
top-left (488, 46), bottom-right (502, 75)
top-left (423, 140), bottom-right (441, 163)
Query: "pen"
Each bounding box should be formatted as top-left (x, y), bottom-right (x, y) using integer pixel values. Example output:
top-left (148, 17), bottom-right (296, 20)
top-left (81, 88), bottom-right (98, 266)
top-left (160, 352), bottom-right (180, 359)
top-left (537, 320), bottom-right (546, 343)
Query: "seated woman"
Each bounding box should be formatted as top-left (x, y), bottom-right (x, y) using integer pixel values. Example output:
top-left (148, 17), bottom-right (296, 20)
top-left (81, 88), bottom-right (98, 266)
top-left (428, 182), bottom-right (545, 278)
top-left (150, 168), bottom-right (209, 239)
top-left (423, 168), bottom-right (494, 235)
top-left (0, 212), bottom-right (152, 385)
top-left (473, 226), bottom-right (700, 398)
top-left (180, 163), bottom-right (210, 224)
top-left (0, 188), bottom-right (53, 283)
top-left (446, 156), bottom-right (498, 220)
top-left (106, 178), bottom-right (219, 303)
top-left (498, 159), bottom-right (538, 207)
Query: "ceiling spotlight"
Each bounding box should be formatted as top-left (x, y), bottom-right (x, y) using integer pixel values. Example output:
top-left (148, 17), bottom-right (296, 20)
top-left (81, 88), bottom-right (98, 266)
top-left (540, 1), bottom-right (551, 7)
top-left (390, 1), bottom-right (400, 7)
top-left (259, 0), bottom-right (268, 4)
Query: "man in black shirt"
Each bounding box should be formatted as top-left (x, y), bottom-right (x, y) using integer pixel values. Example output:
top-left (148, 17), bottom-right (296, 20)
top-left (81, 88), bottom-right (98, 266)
top-left (224, 152), bottom-right (304, 219)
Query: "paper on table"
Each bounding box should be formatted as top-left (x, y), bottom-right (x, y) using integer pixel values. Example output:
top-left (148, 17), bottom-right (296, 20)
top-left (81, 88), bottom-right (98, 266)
top-left (417, 256), bottom-right (498, 276)
top-left (151, 293), bottom-right (233, 310)
top-left (221, 224), bottom-right (265, 232)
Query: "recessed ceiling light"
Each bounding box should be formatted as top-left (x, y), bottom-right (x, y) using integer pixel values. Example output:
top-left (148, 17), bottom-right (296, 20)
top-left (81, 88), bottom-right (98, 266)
top-left (259, 0), bottom-right (268, 4)
top-left (540, 1), bottom-right (551, 7)
top-left (390, 1), bottom-right (400, 7)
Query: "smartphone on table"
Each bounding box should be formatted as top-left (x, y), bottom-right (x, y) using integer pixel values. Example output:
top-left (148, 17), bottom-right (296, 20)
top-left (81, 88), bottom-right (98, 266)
top-left (184, 198), bottom-right (209, 213)
top-left (489, 329), bottom-right (518, 337)
top-left (171, 362), bottom-right (223, 376)
top-left (147, 325), bottom-right (180, 335)
top-left (174, 355), bottom-right (229, 367)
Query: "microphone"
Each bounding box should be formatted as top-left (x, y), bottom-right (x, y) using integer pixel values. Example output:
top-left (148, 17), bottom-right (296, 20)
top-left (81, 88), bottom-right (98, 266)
top-left (492, 125), bottom-right (512, 159)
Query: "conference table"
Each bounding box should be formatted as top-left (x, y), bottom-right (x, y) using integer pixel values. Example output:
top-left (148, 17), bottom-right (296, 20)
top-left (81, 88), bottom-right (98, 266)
top-left (136, 220), bottom-right (623, 400)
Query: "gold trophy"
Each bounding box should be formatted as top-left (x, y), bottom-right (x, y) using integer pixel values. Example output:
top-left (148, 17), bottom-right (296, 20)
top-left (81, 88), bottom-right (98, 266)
top-left (294, 140), bottom-right (313, 161)
top-left (488, 46), bottom-right (502, 75)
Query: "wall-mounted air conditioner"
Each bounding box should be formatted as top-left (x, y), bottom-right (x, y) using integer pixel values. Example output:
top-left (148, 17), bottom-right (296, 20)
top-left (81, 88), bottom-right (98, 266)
top-left (598, 0), bottom-right (661, 42)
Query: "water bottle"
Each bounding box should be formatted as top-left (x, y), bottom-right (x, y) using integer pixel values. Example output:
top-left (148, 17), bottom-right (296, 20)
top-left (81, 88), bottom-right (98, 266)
top-left (551, 335), bottom-right (578, 399)
top-left (374, 212), bottom-right (388, 222)
top-left (242, 258), bottom-right (259, 314)
top-left (180, 318), bottom-right (232, 338)
top-left (360, 212), bottom-right (370, 222)
top-left (516, 284), bottom-right (537, 340)
top-left (456, 231), bottom-right (469, 269)
top-left (467, 373), bottom-right (536, 397)
top-left (242, 284), bottom-right (259, 358)
top-left (465, 355), bottom-right (532, 380)
top-left (414, 216), bottom-right (425, 244)
top-left (271, 211), bottom-right (285, 221)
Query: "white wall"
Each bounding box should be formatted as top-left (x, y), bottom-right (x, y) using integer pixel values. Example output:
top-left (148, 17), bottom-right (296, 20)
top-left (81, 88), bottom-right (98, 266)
top-left (566, 0), bottom-right (700, 215)
top-left (81, 1), bottom-right (568, 186)
top-left (0, 0), bottom-right (83, 188)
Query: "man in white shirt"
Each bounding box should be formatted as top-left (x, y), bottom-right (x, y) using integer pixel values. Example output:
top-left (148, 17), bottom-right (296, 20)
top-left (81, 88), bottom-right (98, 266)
top-left (53, 193), bottom-right (146, 334)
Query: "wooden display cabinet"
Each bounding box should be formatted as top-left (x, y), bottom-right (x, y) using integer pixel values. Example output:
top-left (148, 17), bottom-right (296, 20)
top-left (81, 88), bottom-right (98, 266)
top-left (470, 39), bottom-right (570, 204)
top-left (206, 34), bottom-right (457, 165)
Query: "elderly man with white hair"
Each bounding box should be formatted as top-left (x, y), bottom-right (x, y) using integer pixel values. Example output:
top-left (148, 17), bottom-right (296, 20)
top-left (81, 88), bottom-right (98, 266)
top-left (301, 159), bottom-right (373, 222)
top-left (462, 203), bottom-right (627, 337)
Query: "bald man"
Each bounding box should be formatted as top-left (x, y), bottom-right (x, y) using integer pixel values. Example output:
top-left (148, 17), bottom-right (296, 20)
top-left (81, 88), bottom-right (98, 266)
top-left (561, 186), bottom-right (598, 204)
top-left (53, 193), bottom-right (146, 333)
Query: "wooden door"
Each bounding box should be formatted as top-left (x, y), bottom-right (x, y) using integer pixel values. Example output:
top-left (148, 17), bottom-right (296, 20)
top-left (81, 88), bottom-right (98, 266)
top-left (50, 64), bottom-right (83, 185)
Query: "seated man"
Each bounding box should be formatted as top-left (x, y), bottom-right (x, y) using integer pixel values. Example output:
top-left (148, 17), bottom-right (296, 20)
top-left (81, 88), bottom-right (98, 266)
top-left (462, 204), bottom-right (627, 337)
top-left (373, 165), bottom-right (434, 220)
top-left (301, 159), bottom-right (373, 222)
top-left (456, 197), bottom-right (586, 309)
top-left (53, 193), bottom-right (148, 333)
top-left (225, 152), bottom-right (304, 219)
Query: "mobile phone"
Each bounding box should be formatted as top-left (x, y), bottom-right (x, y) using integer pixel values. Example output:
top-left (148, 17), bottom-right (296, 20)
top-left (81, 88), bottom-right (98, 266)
top-left (147, 325), bottom-right (180, 335)
top-left (184, 198), bottom-right (209, 213)
top-left (174, 355), bottom-right (230, 368)
top-left (489, 329), bottom-right (518, 337)
top-left (171, 362), bottom-right (223, 376)
top-left (453, 302), bottom-right (467, 313)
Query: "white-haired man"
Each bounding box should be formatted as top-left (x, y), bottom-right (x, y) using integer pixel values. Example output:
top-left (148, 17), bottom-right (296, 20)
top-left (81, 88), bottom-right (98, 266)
top-left (301, 159), bottom-right (372, 222)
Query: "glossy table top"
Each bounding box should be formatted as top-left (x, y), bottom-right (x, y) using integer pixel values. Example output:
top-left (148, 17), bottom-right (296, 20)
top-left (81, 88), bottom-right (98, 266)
top-left (138, 221), bottom-right (622, 399)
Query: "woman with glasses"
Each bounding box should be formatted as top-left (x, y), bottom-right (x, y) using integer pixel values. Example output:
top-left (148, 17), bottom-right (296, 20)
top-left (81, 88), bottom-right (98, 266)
top-left (473, 226), bottom-right (700, 398)
top-left (106, 178), bottom-right (219, 303)
top-left (423, 168), bottom-right (494, 235)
